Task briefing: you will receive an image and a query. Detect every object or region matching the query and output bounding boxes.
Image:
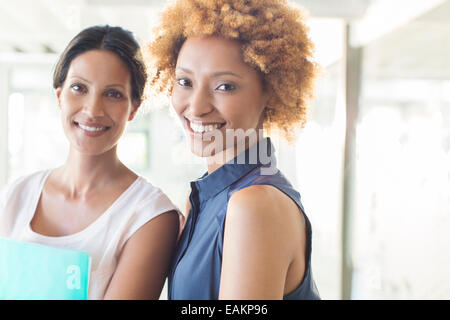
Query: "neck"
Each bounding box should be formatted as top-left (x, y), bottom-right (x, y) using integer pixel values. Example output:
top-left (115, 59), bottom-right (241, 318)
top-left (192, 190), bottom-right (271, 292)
top-left (206, 146), bottom-right (236, 174)
top-left (55, 146), bottom-right (128, 197)
top-left (206, 134), bottom-right (266, 174)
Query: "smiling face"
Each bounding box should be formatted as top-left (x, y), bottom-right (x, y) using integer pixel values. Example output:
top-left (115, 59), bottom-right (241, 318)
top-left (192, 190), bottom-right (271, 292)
top-left (56, 49), bottom-right (137, 156)
top-left (171, 36), bottom-right (268, 158)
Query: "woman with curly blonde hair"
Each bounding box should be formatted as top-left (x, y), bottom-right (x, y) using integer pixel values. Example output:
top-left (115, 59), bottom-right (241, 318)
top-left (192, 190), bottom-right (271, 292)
top-left (147, 0), bottom-right (320, 299)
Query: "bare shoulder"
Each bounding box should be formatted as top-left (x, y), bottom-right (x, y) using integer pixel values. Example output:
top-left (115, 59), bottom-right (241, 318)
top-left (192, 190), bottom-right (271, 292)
top-left (220, 185), bottom-right (306, 299)
top-left (226, 184), bottom-right (305, 251)
top-left (132, 210), bottom-right (180, 242)
top-left (227, 184), bottom-right (304, 226)
top-left (119, 210), bottom-right (180, 261)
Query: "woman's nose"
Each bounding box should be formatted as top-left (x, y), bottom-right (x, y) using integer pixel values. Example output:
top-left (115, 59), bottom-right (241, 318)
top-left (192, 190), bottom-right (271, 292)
top-left (82, 94), bottom-right (105, 118)
top-left (188, 86), bottom-right (214, 117)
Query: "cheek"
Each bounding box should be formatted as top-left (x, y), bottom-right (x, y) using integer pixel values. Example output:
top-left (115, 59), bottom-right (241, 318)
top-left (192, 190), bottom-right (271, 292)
top-left (60, 100), bottom-right (77, 124)
top-left (221, 96), bottom-right (253, 119)
top-left (222, 96), bottom-right (265, 128)
top-left (59, 94), bottom-right (84, 122)
top-left (59, 91), bottom-right (76, 110)
top-left (170, 89), bottom-right (186, 116)
top-left (112, 103), bottom-right (133, 123)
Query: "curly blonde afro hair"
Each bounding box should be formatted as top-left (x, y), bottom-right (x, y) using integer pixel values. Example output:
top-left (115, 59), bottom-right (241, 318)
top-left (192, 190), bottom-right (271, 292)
top-left (147, 0), bottom-right (318, 139)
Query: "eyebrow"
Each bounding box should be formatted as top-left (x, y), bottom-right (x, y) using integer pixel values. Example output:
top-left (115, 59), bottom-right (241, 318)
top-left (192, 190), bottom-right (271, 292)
top-left (105, 84), bottom-right (126, 89)
top-left (70, 76), bottom-right (91, 83)
top-left (176, 67), bottom-right (243, 79)
top-left (69, 76), bottom-right (125, 89)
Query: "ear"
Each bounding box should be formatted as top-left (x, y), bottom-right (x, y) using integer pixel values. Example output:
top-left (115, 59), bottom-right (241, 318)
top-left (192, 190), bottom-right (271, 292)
top-left (128, 104), bottom-right (139, 121)
top-left (55, 87), bottom-right (62, 108)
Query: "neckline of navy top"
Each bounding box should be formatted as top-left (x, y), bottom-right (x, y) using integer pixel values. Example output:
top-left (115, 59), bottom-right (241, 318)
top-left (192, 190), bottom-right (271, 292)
top-left (168, 137), bottom-right (320, 300)
top-left (193, 137), bottom-right (275, 202)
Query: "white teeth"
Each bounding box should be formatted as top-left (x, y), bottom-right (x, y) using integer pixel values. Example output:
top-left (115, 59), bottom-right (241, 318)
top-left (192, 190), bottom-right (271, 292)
top-left (190, 122), bottom-right (222, 133)
top-left (78, 123), bottom-right (106, 132)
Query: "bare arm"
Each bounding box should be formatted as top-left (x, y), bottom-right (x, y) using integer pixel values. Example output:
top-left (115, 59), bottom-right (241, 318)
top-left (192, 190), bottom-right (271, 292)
top-left (218, 185), bottom-right (306, 300)
top-left (103, 210), bottom-right (179, 300)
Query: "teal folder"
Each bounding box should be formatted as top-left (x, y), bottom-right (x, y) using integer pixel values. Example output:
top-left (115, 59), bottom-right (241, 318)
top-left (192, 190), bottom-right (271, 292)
top-left (0, 237), bottom-right (91, 300)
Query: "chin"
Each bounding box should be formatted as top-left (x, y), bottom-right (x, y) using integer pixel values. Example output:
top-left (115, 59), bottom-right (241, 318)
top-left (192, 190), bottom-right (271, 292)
top-left (72, 143), bottom-right (116, 157)
top-left (189, 143), bottom-right (208, 158)
top-left (189, 139), bottom-right (223, 158)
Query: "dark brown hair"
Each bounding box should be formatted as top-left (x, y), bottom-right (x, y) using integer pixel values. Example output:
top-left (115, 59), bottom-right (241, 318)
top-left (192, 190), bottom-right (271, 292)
top-left (53, 25), bottom-right (147, 106)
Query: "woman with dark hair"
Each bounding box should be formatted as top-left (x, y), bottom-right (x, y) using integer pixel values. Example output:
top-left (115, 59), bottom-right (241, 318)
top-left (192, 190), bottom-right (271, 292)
top-left (147, 0), bottom-right (320, 299)
top-left (0, 25), bottom-right (180, 299)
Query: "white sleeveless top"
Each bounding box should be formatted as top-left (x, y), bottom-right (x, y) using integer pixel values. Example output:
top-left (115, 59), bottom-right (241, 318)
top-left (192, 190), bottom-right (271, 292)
top-left (0, 170), bottom-right (180, 300)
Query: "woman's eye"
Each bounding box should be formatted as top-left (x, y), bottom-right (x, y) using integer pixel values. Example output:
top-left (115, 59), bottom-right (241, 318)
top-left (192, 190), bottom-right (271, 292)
top-left (176, 78), bottom-right (192, 87)
top-left (71, 83), bottom-right (86, 93)
top-left (216, 83), bottom-right (236, 91)
top-left (106, 90), bottom-right (124, 99)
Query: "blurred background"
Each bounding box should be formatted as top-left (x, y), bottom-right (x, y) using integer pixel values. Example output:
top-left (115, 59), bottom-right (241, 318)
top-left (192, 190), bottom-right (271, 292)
top-left (0, 0), bottom-right (449, 299)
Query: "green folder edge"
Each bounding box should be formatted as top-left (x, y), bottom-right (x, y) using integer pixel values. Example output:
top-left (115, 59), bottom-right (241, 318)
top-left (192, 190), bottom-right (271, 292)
top-left (0, 236), bottom-right (91, 300)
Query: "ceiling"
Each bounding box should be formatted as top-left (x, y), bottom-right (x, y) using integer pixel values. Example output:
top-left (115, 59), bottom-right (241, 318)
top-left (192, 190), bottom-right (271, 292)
top-left (364, 0), bottom-right (450, 79)
top-left (0, 0), bottom-right (158, 54)
top-left (0, 0), bottom-right (372, 55)
top-left (0, 0), bottom-right (448, 79)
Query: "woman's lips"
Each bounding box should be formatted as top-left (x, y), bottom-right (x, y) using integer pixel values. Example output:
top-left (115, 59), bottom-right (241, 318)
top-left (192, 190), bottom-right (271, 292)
top-left (184, 118), bottom-right (226, 135)
top-left (74, 121), bottom-right (110, 137)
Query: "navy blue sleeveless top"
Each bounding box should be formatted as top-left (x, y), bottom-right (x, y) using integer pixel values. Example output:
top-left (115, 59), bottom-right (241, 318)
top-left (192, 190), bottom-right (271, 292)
top-left (168, 138), bottom-right (320, 300)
